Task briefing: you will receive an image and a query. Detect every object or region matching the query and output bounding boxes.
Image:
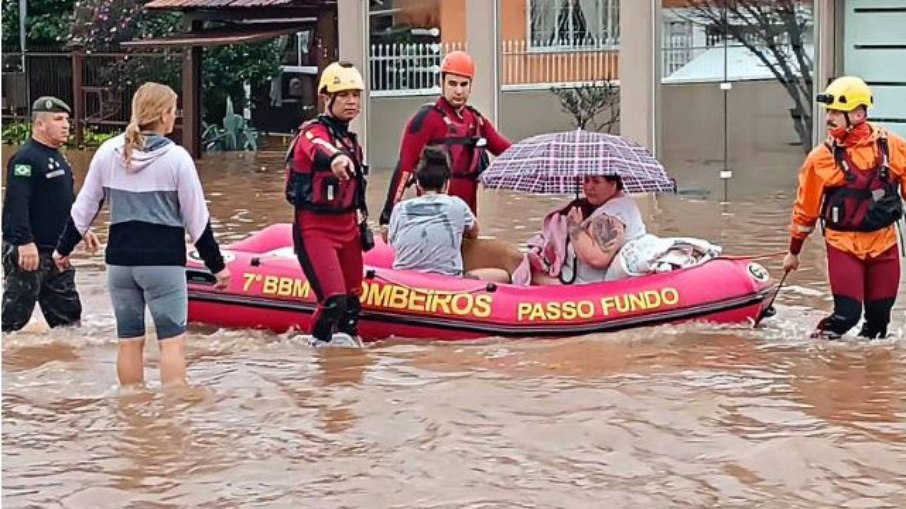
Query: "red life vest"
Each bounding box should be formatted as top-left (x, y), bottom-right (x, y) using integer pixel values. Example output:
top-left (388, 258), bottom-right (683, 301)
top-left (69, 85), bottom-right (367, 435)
top-left (423, 104), bottom-right (490, 180)
top-left (284, 116), bottom-right (367, 214)
top-left (821, 136), bottom-right (903, 232)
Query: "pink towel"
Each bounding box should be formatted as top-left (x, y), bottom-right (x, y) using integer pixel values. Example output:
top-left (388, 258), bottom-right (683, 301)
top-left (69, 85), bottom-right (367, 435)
top-left (512, 207), bottom-right (572, 286)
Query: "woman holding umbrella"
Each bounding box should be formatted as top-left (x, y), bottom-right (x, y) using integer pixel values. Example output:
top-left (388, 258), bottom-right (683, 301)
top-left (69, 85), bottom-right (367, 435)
top-left (479, 130), bottom-right (676, 286)
top-left (531, 174), bottom-right (646, 285)
top-left (567, 175), bottom-right (646, 281)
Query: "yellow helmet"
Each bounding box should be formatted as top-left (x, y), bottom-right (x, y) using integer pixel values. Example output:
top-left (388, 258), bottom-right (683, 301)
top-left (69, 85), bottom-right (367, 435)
top-left (318, 61), bottom-right (364, 94)
top-left (816, 76), bottom-right (873, 112)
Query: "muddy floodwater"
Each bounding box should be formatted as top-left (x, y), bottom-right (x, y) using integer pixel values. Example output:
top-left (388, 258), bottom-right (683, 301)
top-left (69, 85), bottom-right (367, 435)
top-left (2, 149), bottom-right (904, 508)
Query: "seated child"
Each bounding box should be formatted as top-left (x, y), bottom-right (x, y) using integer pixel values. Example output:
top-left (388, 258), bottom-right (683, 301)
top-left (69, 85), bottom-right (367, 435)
top-left (388, 146), bottom-right (510, 283)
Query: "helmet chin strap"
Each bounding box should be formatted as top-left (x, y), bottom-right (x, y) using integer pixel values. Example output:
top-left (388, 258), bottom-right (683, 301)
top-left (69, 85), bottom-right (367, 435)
top-left (326, 94), bottom-right (348, 123)
top-left (323, 89), bottom-right (361, 123)
top-left (831, 108), bottom-right (867, 142)
top-left (326, 94), bottom-right (337, 117)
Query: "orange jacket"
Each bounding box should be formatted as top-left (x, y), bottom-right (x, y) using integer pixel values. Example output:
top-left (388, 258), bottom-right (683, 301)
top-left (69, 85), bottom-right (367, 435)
top-left (789, 124), bottom-right (906, 259)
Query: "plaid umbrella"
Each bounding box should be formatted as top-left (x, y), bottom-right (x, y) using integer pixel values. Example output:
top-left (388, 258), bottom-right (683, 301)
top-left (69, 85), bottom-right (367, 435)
top-left (479, 129), bottom-right (677, 194)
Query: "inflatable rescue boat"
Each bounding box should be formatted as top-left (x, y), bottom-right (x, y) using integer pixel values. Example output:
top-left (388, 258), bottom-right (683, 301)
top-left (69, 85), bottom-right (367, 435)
top-left (186, 224), bottom-right (775, 341)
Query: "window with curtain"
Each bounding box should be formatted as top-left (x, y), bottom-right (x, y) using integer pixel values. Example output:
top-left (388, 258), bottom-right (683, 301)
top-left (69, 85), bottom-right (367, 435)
top-left (529, 0), bottom-right (619, 50)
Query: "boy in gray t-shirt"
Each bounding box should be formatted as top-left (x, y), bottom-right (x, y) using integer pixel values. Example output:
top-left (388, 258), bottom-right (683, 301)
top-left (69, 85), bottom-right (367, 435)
top-left (389, 193), bottom-right (475, 276)
top-left (387, 146), bottom-right (510, 283)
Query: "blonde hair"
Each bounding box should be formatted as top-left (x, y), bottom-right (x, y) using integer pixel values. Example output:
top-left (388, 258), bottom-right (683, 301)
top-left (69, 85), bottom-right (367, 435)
top-left (123, 82), bottom-right (178, 166)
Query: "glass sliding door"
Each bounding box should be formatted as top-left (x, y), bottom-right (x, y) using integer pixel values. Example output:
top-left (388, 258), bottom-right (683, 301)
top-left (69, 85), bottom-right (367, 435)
top-left (659, 0), bottom-right (817, 202)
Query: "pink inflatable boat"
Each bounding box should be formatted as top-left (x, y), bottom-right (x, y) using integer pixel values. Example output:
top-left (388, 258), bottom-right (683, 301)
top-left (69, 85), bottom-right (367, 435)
top-left (186, 224), bottom-right (775, 341)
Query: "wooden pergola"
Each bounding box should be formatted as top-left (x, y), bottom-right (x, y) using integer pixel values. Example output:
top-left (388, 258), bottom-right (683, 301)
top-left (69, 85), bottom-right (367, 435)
top-left (123, 0), bottom-right (339, 158)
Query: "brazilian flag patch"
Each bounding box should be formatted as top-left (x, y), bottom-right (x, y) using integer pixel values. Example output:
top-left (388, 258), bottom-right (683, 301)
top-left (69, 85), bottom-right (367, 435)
top-left (13, 164), bottom-right (31, 177)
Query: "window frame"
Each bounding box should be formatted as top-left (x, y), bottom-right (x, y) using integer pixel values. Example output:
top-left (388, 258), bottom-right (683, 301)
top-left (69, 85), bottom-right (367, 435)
top-left (525, 0), bottom-right (620, 53)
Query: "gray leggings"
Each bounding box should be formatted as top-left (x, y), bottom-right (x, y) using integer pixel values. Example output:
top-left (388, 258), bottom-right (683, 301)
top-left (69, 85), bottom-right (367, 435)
top-left (107, 265), bottom-right (187, 340)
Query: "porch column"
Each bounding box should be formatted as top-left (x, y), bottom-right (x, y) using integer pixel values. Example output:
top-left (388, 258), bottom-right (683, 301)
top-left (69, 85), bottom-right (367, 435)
top-left (465, 0), bottom-right (500, 123)
top-left (337, 0), bottom-right (370, 157)
top-left (619, 0), bottom-right (661, 155)
top-left (813, 0), bottom-right (840, 147)
top-left (181, 20), bottom-right (203, 159)
top-left (314, 7), bottom-right (338, 113)
top-left (71, 48), bottom-right (85, 147)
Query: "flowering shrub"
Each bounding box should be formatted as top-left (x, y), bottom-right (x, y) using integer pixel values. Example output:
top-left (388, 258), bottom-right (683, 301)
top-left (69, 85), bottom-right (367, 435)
top-left (69, 0), bottom-right (283, 124)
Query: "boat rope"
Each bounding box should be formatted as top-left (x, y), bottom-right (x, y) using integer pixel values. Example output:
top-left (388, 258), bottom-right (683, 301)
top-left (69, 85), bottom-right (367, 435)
top-left (718, 250), bottom-right (787, 261)
top-left (753, 269), bottom-right (790, 327)
top-left (365, 269), bottom-right (498, 294)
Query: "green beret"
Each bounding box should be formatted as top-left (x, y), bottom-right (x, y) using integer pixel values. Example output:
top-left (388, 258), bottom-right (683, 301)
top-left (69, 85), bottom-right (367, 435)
top-left (32, 96), bottom-right (72, 114)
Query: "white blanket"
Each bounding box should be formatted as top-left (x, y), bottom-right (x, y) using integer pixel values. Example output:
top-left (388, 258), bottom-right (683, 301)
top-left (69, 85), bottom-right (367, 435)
top-left (607, 234), bottom-right (722, 280)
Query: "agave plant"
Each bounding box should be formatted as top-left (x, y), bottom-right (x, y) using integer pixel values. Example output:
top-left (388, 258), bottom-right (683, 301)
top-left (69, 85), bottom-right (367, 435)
top-left (202, 96), bottom-right (259, 152)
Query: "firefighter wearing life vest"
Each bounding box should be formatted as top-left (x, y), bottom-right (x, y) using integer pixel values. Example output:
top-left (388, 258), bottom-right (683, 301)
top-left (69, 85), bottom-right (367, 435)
top-left (783, 76), bottom-right (906, 339)
top-left (285, 61), bottom-right (372, 346)
top-left (378, 50), bottom-right (512, 237)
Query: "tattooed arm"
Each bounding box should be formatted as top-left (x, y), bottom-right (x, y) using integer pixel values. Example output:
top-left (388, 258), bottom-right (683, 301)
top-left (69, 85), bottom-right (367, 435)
top-left (567, 212), bottom-right (625, 270)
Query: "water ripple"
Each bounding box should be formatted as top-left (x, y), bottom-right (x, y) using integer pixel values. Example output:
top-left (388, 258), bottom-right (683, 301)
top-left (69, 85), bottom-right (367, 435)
top-left (2, 151), bottom-right (904, 508)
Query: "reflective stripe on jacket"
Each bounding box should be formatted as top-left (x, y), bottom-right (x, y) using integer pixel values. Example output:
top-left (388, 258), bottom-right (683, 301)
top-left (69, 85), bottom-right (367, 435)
top-left (790, 124), bottom-right (906, 259)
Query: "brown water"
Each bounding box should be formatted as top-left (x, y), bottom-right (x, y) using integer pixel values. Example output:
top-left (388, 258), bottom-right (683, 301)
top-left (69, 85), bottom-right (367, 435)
top-left (3, 149), bottom-right (905, 508)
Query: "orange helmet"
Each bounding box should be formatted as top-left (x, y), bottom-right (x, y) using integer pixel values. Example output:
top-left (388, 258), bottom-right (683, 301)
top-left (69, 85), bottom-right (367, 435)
top-left (440, 51), bottom-right (475, 79)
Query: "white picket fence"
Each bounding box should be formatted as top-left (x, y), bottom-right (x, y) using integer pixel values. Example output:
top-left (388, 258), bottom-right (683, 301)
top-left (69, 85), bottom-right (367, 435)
top-left (663, 32), bottom-right (697, 76)
top-left (369, 41), bottom-right (466, 96)
top-left (367, 34), bottom-right (769, 95)
top-left (369, 40), bottom-right (619, 96)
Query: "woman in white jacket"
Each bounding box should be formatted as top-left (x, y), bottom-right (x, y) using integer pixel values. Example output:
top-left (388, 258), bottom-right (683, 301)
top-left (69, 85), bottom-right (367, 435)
top-left (55, 82), bottom-right (230, 388)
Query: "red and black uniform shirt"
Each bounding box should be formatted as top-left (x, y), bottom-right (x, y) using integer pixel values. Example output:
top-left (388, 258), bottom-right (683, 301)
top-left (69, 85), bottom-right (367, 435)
top-left (379, 97), bottom-right (510, 225)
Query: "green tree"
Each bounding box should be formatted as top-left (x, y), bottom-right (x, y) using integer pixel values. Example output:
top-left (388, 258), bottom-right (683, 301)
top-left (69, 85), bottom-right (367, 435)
top-left (2, 0), bottom-right (75, 51)
top-left (202, 40), bottom-right (286, 121)
top-left (70, 0), bottom-right (182, 95)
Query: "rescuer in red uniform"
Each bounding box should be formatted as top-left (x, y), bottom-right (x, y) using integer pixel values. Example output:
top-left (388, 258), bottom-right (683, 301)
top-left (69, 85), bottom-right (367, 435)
top-left (285, 61), bottom-right (372, 347)
top-left (378, 51), bottom-right (512, 239)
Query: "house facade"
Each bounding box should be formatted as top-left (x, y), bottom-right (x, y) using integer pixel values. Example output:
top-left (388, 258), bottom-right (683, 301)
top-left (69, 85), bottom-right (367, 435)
top-left (336, 0), bottom-right (904, 199)
top-left (369, 0), bottom-right (619, 93)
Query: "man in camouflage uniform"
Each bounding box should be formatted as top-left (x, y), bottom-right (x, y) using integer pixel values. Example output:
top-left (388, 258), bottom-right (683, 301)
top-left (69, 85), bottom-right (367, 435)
top-left (2, 97), bottom-right (96, 332)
